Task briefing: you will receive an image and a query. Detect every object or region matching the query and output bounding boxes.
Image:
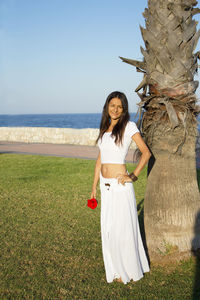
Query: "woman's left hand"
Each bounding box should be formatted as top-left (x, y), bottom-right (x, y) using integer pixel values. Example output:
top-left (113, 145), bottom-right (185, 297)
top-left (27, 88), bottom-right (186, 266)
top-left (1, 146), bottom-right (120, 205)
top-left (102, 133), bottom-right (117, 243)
top-left (116, 173), bottom-right (132, 185)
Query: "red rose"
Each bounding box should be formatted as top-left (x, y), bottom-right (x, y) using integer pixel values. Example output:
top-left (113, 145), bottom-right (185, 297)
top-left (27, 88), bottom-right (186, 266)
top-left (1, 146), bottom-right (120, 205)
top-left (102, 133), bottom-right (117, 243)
top-left (87, 198), bottom-right (98, 209)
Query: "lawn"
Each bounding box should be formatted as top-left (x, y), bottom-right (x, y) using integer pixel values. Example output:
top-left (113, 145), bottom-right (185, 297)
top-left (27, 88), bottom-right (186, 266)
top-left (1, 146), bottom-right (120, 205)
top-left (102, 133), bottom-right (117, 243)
top-left (0, 154), bottom-right (200, 299)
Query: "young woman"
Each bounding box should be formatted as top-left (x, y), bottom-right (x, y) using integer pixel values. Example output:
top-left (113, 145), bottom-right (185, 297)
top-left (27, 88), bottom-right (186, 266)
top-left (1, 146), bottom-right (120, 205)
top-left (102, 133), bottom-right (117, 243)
top-left (91, 91), bottom-right (151, 285)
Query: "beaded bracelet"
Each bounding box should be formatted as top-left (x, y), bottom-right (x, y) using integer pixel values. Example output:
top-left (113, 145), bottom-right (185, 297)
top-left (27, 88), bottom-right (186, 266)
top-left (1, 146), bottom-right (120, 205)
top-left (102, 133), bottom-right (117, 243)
top-left (128, 172), bottom-right (138, 182)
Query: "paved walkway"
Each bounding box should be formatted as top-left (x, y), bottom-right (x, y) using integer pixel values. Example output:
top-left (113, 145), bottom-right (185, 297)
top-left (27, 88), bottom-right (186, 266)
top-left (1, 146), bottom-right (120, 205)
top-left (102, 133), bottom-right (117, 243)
top-left (0, 141), bottom-right (135, 162)
top-left (1, 141), bottom-right (199, 168)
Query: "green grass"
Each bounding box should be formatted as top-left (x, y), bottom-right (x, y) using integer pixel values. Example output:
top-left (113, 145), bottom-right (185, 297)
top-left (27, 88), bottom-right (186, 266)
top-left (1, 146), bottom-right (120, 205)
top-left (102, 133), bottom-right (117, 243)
top-left (0, 154), bottom-right (200, 299)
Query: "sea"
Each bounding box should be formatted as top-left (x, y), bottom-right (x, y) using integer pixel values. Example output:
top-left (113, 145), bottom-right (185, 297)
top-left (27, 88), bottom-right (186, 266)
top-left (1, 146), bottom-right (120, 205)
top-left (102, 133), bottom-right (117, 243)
top-left (0, 113), bottom-right (137, 129)
top-left (0, 113), bottom-right (199, 131)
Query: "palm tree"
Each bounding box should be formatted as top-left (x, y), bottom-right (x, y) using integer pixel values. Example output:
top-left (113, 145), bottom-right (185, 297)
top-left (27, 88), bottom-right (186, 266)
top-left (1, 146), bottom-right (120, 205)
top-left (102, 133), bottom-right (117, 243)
top-left (120, 0), bottom-right (200, 260)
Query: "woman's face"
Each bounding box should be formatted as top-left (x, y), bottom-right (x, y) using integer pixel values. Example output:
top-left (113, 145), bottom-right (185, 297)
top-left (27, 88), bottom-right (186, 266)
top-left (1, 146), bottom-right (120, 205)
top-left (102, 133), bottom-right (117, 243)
top-left (108, 97), bottom-right (123, 121)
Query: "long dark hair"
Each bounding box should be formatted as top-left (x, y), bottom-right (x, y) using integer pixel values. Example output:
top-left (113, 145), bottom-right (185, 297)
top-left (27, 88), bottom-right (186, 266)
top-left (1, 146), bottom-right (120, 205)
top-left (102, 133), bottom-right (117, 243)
top-left (96, 91), bottom-right (130, 145)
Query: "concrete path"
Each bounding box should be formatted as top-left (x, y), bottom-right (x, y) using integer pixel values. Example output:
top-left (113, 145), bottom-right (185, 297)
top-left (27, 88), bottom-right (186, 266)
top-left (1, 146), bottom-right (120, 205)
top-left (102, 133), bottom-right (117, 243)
top-left (1, 141), bottom-right (199, 168)
top-left (0, 141), bottom-right (135, 162)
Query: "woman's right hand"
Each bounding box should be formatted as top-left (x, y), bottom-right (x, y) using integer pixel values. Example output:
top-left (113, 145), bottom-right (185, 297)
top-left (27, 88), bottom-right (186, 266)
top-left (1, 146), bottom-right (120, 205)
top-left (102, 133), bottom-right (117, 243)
top-left (90, 187), bottom-right (97, 199)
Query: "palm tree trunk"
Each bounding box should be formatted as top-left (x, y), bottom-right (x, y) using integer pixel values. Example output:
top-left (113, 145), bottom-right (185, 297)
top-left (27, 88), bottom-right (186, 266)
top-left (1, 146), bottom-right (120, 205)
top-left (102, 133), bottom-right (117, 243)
top-left (120, 0), bottom-right (200, 261)
top-left (143, 116), bottom-right (200, 257)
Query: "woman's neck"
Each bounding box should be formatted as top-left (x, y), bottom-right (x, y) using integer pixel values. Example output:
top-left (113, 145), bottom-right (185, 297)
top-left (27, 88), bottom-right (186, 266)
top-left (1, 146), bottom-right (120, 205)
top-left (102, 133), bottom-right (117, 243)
top-left (110, 119), bottom-right (119, 129)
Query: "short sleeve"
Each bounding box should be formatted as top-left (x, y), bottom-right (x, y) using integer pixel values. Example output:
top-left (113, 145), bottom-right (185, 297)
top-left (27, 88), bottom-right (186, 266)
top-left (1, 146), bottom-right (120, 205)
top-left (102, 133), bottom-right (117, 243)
top-left (125, 121), bottom-right (140, 138)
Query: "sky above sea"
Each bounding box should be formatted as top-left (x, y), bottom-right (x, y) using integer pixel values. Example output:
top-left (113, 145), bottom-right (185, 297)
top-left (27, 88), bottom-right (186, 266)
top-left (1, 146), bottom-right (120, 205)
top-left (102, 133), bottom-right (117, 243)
top-left (1, 0), bottom-right (200, 114)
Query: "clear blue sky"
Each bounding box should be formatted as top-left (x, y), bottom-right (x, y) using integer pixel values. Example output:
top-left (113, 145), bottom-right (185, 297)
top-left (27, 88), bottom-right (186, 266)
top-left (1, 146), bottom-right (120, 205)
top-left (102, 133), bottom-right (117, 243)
top-left (1, 0), bottom-right (200, 114)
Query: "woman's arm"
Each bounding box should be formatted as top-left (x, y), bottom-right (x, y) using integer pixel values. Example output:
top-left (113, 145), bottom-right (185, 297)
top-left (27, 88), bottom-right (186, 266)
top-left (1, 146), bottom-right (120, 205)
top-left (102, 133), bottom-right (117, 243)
top-left (130, 132), bottom-right (151, 177)
top-left (90, 151), bottom-right (101, 199)
top-left (117, 132), bottom-right (151, 185)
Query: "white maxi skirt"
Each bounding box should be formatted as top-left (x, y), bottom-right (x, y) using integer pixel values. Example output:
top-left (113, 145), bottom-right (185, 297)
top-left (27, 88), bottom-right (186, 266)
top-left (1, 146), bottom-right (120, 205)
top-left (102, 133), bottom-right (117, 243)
top-left (100, 172), bottom-right (150, 284)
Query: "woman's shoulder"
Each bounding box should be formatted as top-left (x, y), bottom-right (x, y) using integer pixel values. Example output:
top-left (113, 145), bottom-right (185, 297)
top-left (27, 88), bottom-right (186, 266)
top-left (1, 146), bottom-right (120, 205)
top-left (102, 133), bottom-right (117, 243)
top-left (126, 120), bottom-right (137, 127)
top-left (125, 120), bottom-right (138, 130)
top-left (125, 121), bottom-right (140, 136)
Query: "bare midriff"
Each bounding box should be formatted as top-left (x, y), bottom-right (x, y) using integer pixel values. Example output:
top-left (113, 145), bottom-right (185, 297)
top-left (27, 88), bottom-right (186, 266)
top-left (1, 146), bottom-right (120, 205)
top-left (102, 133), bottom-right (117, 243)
top-left (101, 163), bottom-right (128, 178)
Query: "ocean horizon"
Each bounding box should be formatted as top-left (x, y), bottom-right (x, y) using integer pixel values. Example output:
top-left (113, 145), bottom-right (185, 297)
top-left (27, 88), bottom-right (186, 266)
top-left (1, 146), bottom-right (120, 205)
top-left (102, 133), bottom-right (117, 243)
top-left (0, 113), bottom-right (137, 129)
top-left (0, 113), bottom-right (199, 131)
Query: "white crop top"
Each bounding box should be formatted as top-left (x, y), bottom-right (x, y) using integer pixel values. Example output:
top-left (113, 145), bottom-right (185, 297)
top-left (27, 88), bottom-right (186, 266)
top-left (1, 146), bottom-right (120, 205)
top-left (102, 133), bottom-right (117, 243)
top-left (97, 121), bottom-right (140, 164)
